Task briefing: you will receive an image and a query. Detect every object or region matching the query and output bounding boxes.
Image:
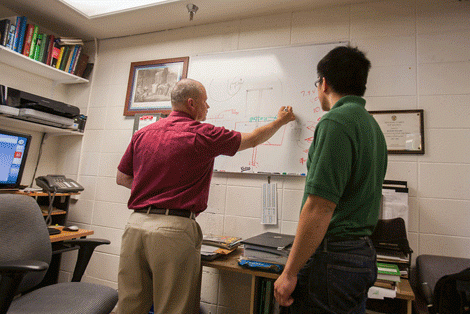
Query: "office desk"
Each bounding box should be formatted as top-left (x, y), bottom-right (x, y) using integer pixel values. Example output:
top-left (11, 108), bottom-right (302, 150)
top-left (49, 226), bottom-right (94, 243)
top-left (41, 226), bottom-right (94, 287)
top-left (202, 248), bottom-right (415, 314)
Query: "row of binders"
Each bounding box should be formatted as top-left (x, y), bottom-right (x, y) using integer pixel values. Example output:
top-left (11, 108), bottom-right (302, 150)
top-left (257, 278), bottom-right (285, 314)
top-left (0, 16), bottom-right (91, 78)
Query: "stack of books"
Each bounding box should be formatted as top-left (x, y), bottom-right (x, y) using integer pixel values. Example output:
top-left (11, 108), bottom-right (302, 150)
top-left (201, 234), bottom-right (242, 261)
top-left (0, 16), bottom-right (91, 78)
top-left (375, 262), bottom-right (401, 290)
top-left (369, 262), bottom-right (401, 300)
top-left (240, 232), bottom-right (294, 267)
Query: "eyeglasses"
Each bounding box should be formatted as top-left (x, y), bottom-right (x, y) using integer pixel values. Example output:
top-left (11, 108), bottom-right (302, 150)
top-left (315, 77), bottom-right (322, 87)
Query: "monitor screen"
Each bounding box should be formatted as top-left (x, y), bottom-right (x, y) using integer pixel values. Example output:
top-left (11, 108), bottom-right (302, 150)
top-left (0, 129), bottom-right (32, 189)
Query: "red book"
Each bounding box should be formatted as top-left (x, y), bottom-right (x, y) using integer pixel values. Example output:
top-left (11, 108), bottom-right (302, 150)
top-left (45, 35), bottom-right (55, 65)
top-left (21, 24), bottom-right (34, 56)
top-left (50, 39), bottom-right (61, 68)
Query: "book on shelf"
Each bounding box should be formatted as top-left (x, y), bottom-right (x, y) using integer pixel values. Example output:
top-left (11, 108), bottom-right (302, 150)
top-left (202, 234), bottom-right (242, 249)
top-left (74, 52), bottom-right (89, 76)
top-left (13, 16), bottom-right (27, 53)
top-left (67, 44), bottom-right (81, 73)
top-left (70, 45), bottom-right (82, 73)
top-left (7, 23), bottom-right (16, 49)
top-left (21, 23), bottom-right (34, 56)
top-left (258, 278), bottom-right (273, 314)
top-left (32, 33), bottom-right (43, 61)
top-left (57, 37), bottom-right (84, 45)
top-left (49, 38), bottom-right (60, 67)
top-left (28, 24), bottom-right (39, 59)
top-left (81, 62), bottom-right (94, 79)
top-left (55, 45), bottom-right (66, 69)
top-left (38, 33), bottom-right (48, 63)
top-left (255, 278), bottom-right (283, 314)
top-left (377, 262), bottom-right (401, 283)
top-left (0, 19), bottom-right (10, 47)
top-left (44, 35), bottom-right (54, 64)
top-left (59, 45), bottom-right (72, 71)
top-left (64, 46), bottom-right (75, 72)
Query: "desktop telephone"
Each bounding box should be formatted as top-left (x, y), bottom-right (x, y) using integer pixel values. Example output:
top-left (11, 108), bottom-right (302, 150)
top-left (36, 175), bottom-right (84, 193)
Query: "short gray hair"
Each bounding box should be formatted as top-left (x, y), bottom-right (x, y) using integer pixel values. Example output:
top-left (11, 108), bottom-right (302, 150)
top-left (171, 78), bottom-right (202, 108)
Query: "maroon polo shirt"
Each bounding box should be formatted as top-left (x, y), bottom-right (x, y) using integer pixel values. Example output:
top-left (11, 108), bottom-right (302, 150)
top-left (118, 111), bottom-right (241, 213)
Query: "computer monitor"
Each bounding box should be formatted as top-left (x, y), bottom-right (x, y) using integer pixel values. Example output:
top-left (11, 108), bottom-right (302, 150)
top-left (0, 129), bottom-right (32, 190)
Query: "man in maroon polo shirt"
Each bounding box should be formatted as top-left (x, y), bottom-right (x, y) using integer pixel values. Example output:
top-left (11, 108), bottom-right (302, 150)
top-left (116, 78), bottom-right (295, 314)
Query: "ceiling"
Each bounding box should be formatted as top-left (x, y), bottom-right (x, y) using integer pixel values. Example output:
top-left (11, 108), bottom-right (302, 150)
top-left (0, 0), bottom-right (376, 42)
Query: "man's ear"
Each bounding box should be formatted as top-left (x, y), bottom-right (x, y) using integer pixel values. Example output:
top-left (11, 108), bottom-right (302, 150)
top-left (320, 79), bottom-right (329, 94)
top-left (187, 98), bottom-right (195, 108)
top-left (186, 98), bottom-right (197, 118)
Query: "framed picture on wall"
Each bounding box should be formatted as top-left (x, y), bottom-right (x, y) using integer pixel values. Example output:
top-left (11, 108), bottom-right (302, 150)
top-left (124, 57), bottom-right (189, 116)
top-left (369, 109), bottom-right (425, 154)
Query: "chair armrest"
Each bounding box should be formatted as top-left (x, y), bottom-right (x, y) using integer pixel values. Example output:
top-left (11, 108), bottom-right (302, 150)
top-left (0, 260), bottom-right (48, 273)
top-left (0, 260), bottom-right (48, 313)
top-left (62, 238), bottom-right (111, 282)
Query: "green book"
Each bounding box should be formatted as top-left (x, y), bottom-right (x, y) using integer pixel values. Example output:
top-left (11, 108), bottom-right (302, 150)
top-left (264, 280), bottom-right (273, 314)
top-left (33, 33), bottom-right (43, 61)
top-left (59, 45), bottom-right (71, 71)
top-left (28, 24), bottom-right (39, 59)
top-left (37, 33), bottom-right (48, 62)
top-left (377, 262), bottom-right (401, 282)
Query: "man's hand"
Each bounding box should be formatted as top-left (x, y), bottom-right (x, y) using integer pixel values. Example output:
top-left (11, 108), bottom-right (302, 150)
top-left (277, 106), bottom-right (295, 125)
top-left (274, 270), bottom-right (297, 307)
top-left (238, 106), bottom-right (295, 151)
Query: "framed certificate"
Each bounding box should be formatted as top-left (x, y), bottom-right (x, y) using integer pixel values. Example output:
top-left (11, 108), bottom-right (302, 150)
top-left (369, 109), bottom-right (424, 154)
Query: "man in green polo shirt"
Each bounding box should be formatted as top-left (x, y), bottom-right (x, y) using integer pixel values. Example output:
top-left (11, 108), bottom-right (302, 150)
top-left (274, 46), bottom-right (388, 313)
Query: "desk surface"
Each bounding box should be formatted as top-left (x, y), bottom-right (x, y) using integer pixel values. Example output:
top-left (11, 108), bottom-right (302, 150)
top-left (49, 226), bottom-right (94, 242)
top-left (202, 247), bottom-right (279, 279)
top-left (202, 247), bottom-right (415, 300)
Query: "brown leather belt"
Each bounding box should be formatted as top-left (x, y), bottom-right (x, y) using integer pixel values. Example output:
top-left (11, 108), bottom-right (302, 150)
top-left (135, 207), bottom-right (195, 220)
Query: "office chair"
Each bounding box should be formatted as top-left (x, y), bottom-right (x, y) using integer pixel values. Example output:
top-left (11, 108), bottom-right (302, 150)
top-left (412, 254), bottom-right (470, 314)
top-left (0, 194), bottom-right (118, 314)
top-left (370, 217), bottom-right (413, 256)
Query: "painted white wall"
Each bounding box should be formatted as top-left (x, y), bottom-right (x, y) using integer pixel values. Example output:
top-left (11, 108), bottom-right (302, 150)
top-left (2, 0), bottom-right (469, 313)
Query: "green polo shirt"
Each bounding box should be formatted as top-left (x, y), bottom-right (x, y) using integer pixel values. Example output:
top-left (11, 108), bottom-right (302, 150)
top-left (301, 96), bottom-right (388, 238)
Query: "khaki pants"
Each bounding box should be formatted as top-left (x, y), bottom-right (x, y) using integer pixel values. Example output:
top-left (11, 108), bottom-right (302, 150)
top-left (117, 212), bottom-right (202, 314)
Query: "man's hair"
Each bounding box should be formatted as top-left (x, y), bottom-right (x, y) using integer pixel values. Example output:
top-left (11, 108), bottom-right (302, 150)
top-left (317, 46), bottom-right (371, 96)
top-left (171, 78), bottom-right (202, 108)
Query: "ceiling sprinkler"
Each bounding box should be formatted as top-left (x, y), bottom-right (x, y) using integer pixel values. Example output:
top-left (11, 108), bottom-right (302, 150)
top-left (186, 4), bottom-right (199, 21)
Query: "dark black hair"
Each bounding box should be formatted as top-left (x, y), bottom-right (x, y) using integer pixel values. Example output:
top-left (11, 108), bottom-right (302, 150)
top-left (317, 46), bottom-right (371, 96)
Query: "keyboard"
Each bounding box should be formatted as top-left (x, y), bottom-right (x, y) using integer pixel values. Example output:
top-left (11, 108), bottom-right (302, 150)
top-left (47, 227), bottom-right (61, 235)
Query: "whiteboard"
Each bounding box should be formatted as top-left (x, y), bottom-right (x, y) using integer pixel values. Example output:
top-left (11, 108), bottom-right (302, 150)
top-left (188, 42), bottom-right (345, 175)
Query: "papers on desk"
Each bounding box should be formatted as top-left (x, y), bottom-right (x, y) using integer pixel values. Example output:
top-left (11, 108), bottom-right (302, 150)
top-left (202, 234), bottom-right (242, 249)
top-left (201, 244), bottom-right (237, 261)
top-left (368, 285), bottom-right (397, 299)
